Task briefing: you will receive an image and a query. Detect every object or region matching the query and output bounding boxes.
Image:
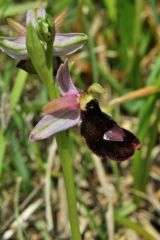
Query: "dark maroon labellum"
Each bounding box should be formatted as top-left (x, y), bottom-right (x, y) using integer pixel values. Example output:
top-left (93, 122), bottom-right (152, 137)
top-left (80, 99), bottom-right (141, 161)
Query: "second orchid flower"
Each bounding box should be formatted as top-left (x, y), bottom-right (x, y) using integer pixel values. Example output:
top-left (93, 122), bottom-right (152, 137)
top-left (0, 8), bottom-right (88, 60)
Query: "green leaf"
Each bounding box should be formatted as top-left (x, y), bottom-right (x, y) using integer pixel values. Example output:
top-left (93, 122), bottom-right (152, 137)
top-left (115, 214), bottom-right (156, 240)
top-left (11, 133), bottom-right (30, 189)
top-left (10, 69), bottom-right (28, 108)
top-left (0, 130), bottom-right (7, 178)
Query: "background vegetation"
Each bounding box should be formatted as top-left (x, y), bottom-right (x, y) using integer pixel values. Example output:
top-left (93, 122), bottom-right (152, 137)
top-left (0, 0), bottom-right (160, 239)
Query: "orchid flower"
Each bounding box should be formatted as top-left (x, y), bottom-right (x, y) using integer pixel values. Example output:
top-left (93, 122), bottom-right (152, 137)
top-left (0, 8), bottom-right (88, 60)
top-left (29, 60), bottom-right (81, 141)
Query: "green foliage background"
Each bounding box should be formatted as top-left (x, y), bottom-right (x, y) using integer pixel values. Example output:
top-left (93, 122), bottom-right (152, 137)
top-left (0, 0), bottom-right (160, 239)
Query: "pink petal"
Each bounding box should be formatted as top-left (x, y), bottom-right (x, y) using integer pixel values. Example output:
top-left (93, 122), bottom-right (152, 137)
top-left (43, 94), bottom-right (79, 114)
top-left (103, 126), bottom-right (126, 142)
top-left (29, 110), bottom-right (80, 141)
top-left (56, 59), bottom-right (79, 96)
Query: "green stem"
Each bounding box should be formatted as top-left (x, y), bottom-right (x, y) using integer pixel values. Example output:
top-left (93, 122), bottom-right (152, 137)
top-left (45, 40), bottom-right (81, 240)
top-left (45, 40), bottom-right (55, 99)
top-left (56, 133), bottom-right (81, 240)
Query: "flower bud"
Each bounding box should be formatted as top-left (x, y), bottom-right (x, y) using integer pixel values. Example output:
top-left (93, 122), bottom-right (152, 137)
top-left (37, 15), bottom-right (55, 43)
